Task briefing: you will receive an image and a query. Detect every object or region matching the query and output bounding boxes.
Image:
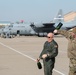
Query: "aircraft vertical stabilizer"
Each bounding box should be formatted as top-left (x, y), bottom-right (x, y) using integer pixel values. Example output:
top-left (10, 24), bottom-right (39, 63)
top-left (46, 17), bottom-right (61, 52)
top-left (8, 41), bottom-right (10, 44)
top-left (53, 9), bottom-right (64, 23)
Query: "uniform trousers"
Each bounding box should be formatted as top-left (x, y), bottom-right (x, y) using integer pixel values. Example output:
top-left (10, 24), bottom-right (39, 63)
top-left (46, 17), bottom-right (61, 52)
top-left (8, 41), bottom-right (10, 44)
top-left (43, 58), bottom-right (55, 75)
top-left (69, 58), bottom-right (76, 75)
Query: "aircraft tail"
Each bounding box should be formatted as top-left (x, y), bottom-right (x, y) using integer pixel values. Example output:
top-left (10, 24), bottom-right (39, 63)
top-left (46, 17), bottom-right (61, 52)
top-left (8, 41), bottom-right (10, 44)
top-left (53, 9), bottom-right (64, 23)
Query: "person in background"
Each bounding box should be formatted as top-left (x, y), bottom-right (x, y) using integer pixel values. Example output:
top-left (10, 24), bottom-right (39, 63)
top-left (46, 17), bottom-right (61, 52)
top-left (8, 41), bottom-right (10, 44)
top-left (54, 27), bottom-right (76, 75)
top-left (37, 32), bottom-right (58, 75)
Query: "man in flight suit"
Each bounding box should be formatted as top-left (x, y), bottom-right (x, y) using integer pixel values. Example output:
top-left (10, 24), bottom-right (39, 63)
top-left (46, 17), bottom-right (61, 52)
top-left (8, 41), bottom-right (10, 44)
top-left (54, 27), bottom-right (76, 75)
top-left (37, 33), bottom-right (58, 75)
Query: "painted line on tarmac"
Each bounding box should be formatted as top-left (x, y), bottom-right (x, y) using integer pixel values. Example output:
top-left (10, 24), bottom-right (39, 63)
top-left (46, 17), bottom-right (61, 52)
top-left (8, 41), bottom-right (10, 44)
top-left (0, 42), bottom-right (65, 75)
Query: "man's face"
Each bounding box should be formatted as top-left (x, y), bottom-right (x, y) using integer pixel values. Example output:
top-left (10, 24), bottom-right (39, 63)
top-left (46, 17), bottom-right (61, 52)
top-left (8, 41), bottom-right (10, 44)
top-left (47, 33), bottom-right (53, 42)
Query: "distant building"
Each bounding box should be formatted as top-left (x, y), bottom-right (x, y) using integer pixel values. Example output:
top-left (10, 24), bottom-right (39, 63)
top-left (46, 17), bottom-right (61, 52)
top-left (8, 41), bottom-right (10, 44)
top-left (0, 21), bottom-right (11, 28)
top-left (0, 21), bottom-right (11, 25)
top-left (64, 11), bottom-right (76, 22)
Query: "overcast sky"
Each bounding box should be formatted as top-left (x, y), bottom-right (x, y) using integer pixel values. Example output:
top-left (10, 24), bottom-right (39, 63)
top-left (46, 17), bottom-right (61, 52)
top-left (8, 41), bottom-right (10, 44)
top-left (0, 0), bottom-right (76, 23)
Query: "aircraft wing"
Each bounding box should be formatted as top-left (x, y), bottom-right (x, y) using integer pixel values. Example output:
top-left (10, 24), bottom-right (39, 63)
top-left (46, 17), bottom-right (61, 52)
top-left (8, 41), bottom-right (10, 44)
top-left (42, 23), bottom-right (55, 28)
top-left (43, 23), bottom-right (55, 26)
top-left (30, 23), bottom-right (55, 33)
top-left (65, 26), bottom-right (76, 30)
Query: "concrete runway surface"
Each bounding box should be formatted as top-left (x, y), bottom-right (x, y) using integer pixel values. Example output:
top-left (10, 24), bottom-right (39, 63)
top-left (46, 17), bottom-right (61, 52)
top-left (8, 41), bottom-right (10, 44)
top-left (0, 36), bottom-right (69, 75)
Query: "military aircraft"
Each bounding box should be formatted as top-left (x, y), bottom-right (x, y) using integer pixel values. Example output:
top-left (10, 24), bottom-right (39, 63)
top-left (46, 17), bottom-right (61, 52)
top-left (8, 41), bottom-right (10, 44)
top-left (0, 22), bottom-right (36, 38)
top-left (30, 9), bottom-right (63, 36)
top-left (30, 9), bottom-right (76, 36)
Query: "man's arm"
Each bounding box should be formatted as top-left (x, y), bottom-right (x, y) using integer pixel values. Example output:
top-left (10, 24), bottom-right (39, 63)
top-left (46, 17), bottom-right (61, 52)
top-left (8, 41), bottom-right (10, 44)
top-left (54, 29), bottom-right (70, 38)
top-left (38, 42), bottom-right (47, 59)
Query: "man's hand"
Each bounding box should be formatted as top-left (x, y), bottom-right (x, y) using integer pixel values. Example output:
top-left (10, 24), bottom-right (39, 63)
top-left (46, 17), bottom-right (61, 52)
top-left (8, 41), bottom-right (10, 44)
top-left (42, 54), bottom-right (47, 59)
top-left (53, 29), bottom-right (58, 34)
top-left (37, 58), bottom-right (40, 62)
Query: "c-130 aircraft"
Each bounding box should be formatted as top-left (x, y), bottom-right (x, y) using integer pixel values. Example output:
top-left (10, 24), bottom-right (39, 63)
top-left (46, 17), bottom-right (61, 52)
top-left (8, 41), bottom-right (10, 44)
top-left (30, 9), bottom-right (76, 36)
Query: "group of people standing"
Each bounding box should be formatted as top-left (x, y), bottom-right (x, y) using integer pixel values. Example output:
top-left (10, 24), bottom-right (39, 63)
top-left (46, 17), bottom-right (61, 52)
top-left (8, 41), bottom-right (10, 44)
top-left (37, 27), bottom-right (76, 75)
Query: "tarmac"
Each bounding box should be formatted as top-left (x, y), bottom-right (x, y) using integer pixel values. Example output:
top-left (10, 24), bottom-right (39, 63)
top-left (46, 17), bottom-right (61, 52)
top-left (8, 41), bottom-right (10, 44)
top-left (0, 35), bottom-right (69, 75)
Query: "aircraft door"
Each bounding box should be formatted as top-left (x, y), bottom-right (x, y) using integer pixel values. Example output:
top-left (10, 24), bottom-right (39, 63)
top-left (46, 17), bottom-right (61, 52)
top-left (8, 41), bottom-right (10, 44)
top-left (17, 30), bottom-right (20, 36)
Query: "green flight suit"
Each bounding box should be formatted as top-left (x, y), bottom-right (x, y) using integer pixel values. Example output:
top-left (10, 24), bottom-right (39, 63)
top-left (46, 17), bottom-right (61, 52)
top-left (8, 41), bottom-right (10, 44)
top-left (58, 30), bottom-right (76, 75)
top-left (39, 40), bottom-right (58, 75)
